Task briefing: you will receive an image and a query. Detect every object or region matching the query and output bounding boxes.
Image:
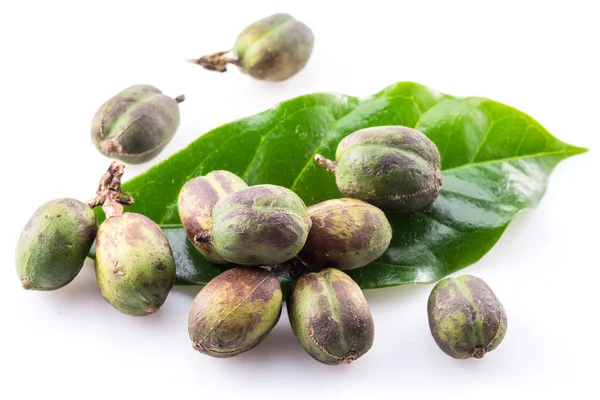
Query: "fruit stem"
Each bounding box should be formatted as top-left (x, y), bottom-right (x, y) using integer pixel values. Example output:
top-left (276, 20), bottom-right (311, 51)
top-left (187, 50), bottom-right (242, 72)
top-left (175, 95), bottom-right (186, 103)
top-left (314, 154), bottom-right (338, 173)
top-left (88, 161), bottom-right (134, 218)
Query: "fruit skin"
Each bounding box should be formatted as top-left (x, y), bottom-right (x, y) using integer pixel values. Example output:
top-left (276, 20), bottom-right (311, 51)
top-left (188, 267), bottom-right (282, 358)
top-left (211, 184), bottom-right (311, 266)
top-left (94, 213), bottom-right (176, 316)
top-left (298, 198), bottom-right (392, 271)
top-left (318, 126), bottom-right (442, 214)
top-left (234, 13), bottom-right (314, 81)
top-left (15, 198), bottom-right (97, 291)
top-left (427, 275), bottom-right (507, 359)
top-left (91, 85), bottom-right (184, 164)
top-left (178, 171), bottom-right (248, 263)
top-left (287, 268), bottom-right (374, 365)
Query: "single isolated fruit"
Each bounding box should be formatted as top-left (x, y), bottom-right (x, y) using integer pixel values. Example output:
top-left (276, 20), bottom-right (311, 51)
top-left (427, 275), bottom-right (507, 359)
top-left (188, 267), bottom-right (282, 358)
top-left (91, 84), bottom-right (185, 164)
top-left (94, 213), bottom-right (176, 316)
top-left (315, 126), bottom-right (442, 214)
top-left (15, 198), bottom-right (97, 291)
top-left (189, 13), bottom-right (314, 81)
top-left (209, 184), bottom-right (311, 265)
top-left (298, 198), bottom-right (392, 271)
top-left (178, 170), bottom-right (248, 263)
top-left (287, 268), bottom-right (374, 365)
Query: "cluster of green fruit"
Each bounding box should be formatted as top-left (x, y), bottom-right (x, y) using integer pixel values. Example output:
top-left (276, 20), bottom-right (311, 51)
top-left (14, 12), bottom-right (508, 364)
top-left (177, 169), bottom-right (386, 363)
top-left (15, 162), bottom-right (177, 316)
top-left (177, 125), bottom-right (506, 364)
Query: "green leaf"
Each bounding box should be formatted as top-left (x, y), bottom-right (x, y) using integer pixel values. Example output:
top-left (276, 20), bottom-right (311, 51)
top-left (92, 82), bottom-right (587, 289)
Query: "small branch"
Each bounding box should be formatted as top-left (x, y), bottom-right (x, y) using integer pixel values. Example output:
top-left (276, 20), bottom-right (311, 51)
top-left (314, 154), bottom-right (338, 173)
top-left (187, 50), bottom-right (242, 73)
top-left (174, 95), bottom-right (186, 103)
top-left (89, 161), bottom-right (134, 218)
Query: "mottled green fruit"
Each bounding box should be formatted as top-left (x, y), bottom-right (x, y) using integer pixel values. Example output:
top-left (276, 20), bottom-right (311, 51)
top-left (316, 126), bottom-right (442, 214)
top-left (234, 13), bottom-right (314, 81)
top-left (15, 198), bottom-right (97, 291)
top-left (188, 267), bottom-right (282, 358)
top-left (287, 268), bottom-right (374, 365)
top-left (298, 198), bottom-right (392, 271)
top-left (95, 213), bottom-right (176, 316)
top-left (211, 184), bottom-right (311, 265)
top-left (178, 171), bottom-right (248, 263)
top-left (427, 275), bottom-right (507, 359)
top-left (91, 85), bottom-right (184, 164)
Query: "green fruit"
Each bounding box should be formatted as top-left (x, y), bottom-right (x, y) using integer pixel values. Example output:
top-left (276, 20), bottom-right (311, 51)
top-left (15, 198), bottom-right (97, 291)
top-left (287, 268), bottom-right (374, 365)
top-left (188, 267), bottom-right (282, 358)
top-left (234, 13), bottom-right (314, 81)
top-left (427, 275), bottom-right (507, 359)
top-left (191, 14), bottom-right (314, 82)
top-left (298, 198), bottom-right (392, 271)
top-left (94, 213), bottom-right (176, 316)
top-left (315, 126), bottom-right (442, 213)
top-left (210, 184), bottom-right (311, 265)
top-left (91, 85), bottom-right (185, 164)
top-left (178, 170), bottom-right (248, 263)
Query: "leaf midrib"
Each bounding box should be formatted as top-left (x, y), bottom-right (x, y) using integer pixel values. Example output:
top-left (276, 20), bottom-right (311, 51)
top-left (443, 148), bottom-right (586, 174)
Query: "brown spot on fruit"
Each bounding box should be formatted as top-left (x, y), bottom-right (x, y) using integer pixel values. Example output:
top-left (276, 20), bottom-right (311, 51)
top-left (212, 170), bottom-right (234, 193)
top-left (303, 274), bottom-right (324, 293)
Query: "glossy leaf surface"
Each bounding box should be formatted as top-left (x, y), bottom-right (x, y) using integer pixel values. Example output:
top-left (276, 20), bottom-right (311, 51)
top-left (93, 82), bottom-right (586, 288)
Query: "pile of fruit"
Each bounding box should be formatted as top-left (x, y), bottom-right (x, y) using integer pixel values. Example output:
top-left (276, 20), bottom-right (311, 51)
top-left (16, 124), bottom-right (507, 364)
top-left (14, 12), bottom-right (508, 365)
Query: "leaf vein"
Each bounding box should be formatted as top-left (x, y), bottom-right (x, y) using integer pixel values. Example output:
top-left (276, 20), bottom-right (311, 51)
top-left (514, 125), bottom-right (531, 155)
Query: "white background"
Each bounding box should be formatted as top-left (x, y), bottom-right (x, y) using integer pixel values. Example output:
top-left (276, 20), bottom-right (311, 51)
top-left (1, 1), bottom-right (598, 398)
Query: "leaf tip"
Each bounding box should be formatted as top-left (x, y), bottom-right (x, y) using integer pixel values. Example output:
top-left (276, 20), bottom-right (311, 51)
top-left (574, 146), bottom-right (589, 155)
